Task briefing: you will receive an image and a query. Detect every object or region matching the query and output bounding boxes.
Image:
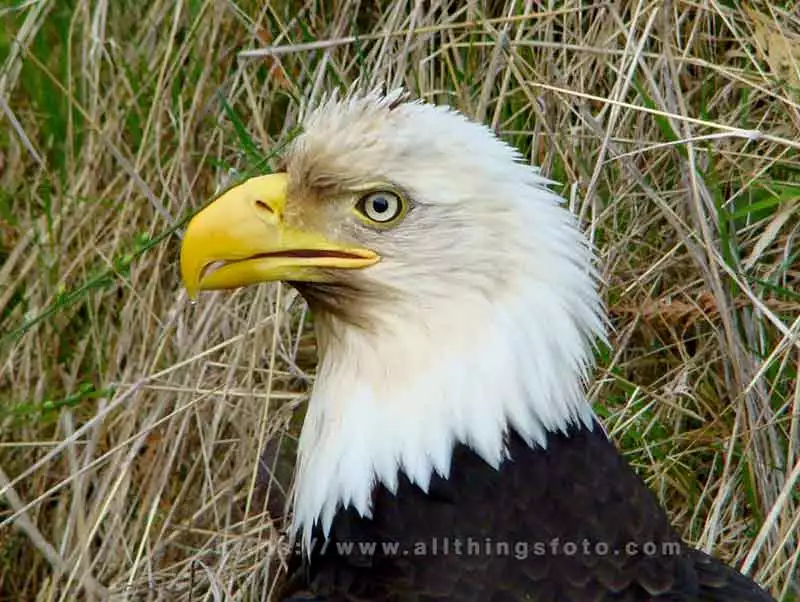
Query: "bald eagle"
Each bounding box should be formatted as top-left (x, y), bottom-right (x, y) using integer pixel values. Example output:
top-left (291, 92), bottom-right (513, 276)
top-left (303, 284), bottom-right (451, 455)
top-left (180, 91), bottom-right (774, 601)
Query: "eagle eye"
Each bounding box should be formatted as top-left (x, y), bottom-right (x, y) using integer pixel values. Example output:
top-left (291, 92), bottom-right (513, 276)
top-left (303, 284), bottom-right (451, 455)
top-left (355, 191), bottom-right (406, 226)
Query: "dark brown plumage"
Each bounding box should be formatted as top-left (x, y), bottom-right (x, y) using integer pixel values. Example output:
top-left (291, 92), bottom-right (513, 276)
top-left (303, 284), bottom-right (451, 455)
top-left (280, 421), bottom-right (773, 601)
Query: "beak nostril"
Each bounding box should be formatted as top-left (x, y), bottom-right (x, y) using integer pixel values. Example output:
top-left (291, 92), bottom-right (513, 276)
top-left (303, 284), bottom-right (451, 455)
top-left (254, 200), bottom-right (274, 214)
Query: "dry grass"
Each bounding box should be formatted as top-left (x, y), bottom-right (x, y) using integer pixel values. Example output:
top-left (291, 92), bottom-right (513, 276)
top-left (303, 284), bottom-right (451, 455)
top-left (1, 0), bottom-right (799, 600)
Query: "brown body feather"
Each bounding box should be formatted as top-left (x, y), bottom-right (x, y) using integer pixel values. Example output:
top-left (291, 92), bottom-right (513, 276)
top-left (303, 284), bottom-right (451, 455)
top-left (280, 421), bottom-right (773, 601)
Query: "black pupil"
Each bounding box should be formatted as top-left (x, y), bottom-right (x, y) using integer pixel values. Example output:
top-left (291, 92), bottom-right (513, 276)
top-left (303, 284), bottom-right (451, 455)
top-left (371, 196), bottom-right (390, 215)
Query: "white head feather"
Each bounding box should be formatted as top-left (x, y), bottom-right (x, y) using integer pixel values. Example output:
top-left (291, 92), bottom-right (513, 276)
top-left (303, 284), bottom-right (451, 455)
top-left (283, 90), bottom-right (607, 550)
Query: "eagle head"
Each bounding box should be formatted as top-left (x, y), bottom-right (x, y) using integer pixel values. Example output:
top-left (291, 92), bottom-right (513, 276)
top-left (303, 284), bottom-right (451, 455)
top-left (180, 90), bottom-right (606, 547)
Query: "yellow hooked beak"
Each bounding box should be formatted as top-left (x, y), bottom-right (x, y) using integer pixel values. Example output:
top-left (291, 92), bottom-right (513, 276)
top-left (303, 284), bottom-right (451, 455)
top-left (180, 173), bottom-right (380, 299)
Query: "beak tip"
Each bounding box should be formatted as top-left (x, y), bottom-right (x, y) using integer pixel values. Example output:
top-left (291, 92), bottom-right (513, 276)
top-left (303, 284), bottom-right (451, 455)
top-left (180, 262), bottom-right (199, 302)
top-left (180, 240), bottom-right (201, 300)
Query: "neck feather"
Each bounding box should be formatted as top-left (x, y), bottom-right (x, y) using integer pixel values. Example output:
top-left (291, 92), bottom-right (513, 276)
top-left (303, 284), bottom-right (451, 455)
top-left (290, 272), bottom-right (604, 550)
